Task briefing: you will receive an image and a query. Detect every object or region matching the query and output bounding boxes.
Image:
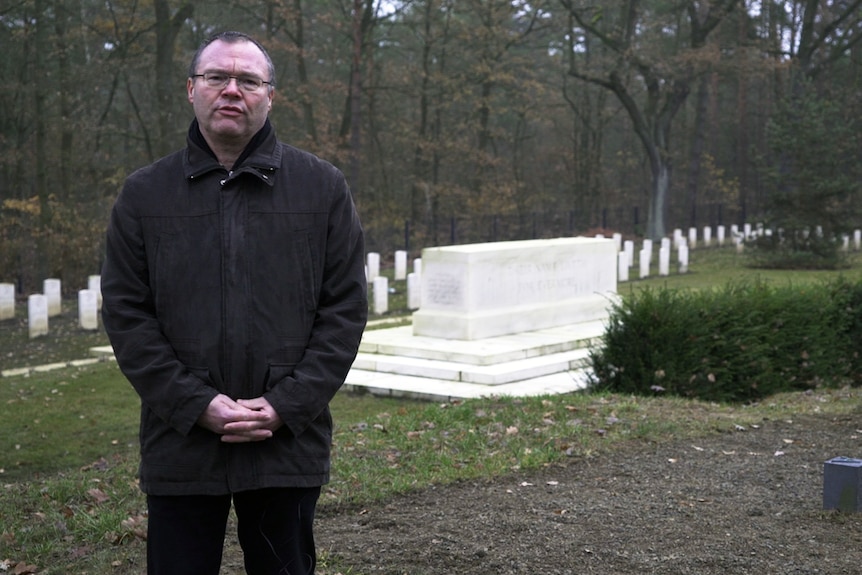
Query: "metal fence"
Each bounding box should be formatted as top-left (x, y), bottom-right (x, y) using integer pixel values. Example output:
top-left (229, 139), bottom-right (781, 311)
top-left (364, 202), bottom-right (743, 258)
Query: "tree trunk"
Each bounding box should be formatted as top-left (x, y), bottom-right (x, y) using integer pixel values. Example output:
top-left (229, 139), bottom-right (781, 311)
top-left (153, 0), bottom-right (194, 159)
top-left (291, 0), bottom-right (318, 144)
top-left (34, 0), bottom-right (51, 279)
top-left (686, 75), bottom-right (709, 227)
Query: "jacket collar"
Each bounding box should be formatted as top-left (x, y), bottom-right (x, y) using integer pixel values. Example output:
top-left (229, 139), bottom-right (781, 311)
top-left (183, 118), bottom-right (281, 187)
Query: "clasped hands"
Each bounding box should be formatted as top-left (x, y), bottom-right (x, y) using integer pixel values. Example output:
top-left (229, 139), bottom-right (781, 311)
top-left (198, 393), bottom-right (284, 443)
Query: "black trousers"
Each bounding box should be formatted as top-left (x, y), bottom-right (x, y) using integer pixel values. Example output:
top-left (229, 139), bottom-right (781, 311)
top-left (146, 486), bottom-right (321, 575)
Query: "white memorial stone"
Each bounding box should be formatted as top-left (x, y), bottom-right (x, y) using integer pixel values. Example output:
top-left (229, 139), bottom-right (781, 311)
top-left (412, 237), bottom-right (617, 340)
top-left (44, 278), bottom-right (62, 317)
top-left (673, 229), bottom-right (684, 248)
top-left (743, 223), bottom-right (752, 239)
top-left (78, 289), bottom-right (99, 330)
top-left (717, 225), bottom-right (726, 246)
top-left (643, 239), bottom-right (653, 263)
top-left (413, 258), bottom-right (422, 276)
top-left (28, 294), bottom-right (49, 338)
top-left (661, 237), bottom-right (671, 252)
top-left (679, 244), bottom-right (690, 273)
top-left (407, 272), bottom-right (421, 310)
top-left (612, 233), bottom-right (622, 252)
top-left (855, 230), bottom-right (862, 251)
top-left (659, 247), bottom-right (670, 276)
top-left (618, 252), bottom-right (629, 282)
top-left (88, 274), bottom-right (102, 309)
top-left (688, 227), bottom-right (697, 249)
top-left (639, 249), bottom-right (650, 279)
top-left (703, 226), bottom-right (712, 246)
top-left (366, 252), bottom-right (380, 282)
top-left (0, 283), bottom-right (14, 321)
top-left (372, 276), bottom-right (388, 315)
top-left (623, 240), bottom-right (634, 267)
top-left (394, 250), bottom-right (408, 280)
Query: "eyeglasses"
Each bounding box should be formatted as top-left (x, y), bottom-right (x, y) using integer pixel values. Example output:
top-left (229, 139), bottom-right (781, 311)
top-left (192, 72), bottom-right (272, 92)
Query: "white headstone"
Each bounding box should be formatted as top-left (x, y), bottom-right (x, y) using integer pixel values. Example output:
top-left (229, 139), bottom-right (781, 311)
top-left (743, 223), bottom-right (752, 239)
top-left (366, 252), bottom-right (380, 282)
top-left (642, 239), bottom-right (653, 263)
top-left (413, 258), bottom-right (422, 276)
top-left (717, 225), bottom-right (726, 246)
top-left (78, 289), bottom-right (99, 330)
top-left (639, 249), bottom-right (650, 279)
top-left (703, 226), bottom-right (712, 246)
top-left (659, 247), bottom-right (670, 276)
top-left (855, 230), bottom-right (861, 251)
top-left (688, 227), bottom-right (697, 249)
top-left (679, 244), bottom-right (689, 273)
top-left (0, 283), bottom-right (14, 321)
top-left (28, 294), bottom-right (49, 339)
top-left (394, 250), bottom-right (408, 280)
top-left (623, 240), bottom-right (634, 267)
top-left (413, 238), bottom-right (617, 340)
top-left (88, 274), bottom-right (102, 309)
top-left (661, 237), bottom-right (671, 252)
top-left (372, 276), bottom-right (388, 315)
top-left (618, 252), bottom-right (629, 282)
top-left (407, 272), bottom-right (421, 310)
top-left (673, 229), bottom-right (684, 248)
top-left (612, 233), bottom-right (622, 252)
top-left (44, 278), bottom-right (62, 317)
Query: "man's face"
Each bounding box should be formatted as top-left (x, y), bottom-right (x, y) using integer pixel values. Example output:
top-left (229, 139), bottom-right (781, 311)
top-left (187, 39), bottom-right (273, 148)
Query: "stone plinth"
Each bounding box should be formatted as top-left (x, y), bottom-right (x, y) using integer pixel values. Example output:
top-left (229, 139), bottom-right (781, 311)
top-left (412, 237), bottom-right (617, 341)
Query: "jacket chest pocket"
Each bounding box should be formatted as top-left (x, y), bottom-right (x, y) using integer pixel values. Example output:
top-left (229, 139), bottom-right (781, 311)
top-left (146, 215), bottom-right (222, 328)
top-left (248, 212), bottom-right (324, 313)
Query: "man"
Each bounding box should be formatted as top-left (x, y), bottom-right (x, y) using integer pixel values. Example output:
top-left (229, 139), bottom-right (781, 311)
top-left (101, 31), bottom-right (368, 575)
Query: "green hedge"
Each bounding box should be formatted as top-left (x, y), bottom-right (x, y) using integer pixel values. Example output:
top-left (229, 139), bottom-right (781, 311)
top-left (588, 278), bottom-right (862, 403)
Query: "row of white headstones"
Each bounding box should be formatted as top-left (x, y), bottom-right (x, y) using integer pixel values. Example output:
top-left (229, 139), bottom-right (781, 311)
top-left (4, 224), bottom-right (861, 336)
top-left (0, 276), bottom-right (102, 339)
top-left (365, 224), bottom-right (862, 316)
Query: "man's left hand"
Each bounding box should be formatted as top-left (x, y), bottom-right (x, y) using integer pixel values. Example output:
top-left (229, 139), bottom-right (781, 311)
top-left (221, 397), bottom-right (285, 443)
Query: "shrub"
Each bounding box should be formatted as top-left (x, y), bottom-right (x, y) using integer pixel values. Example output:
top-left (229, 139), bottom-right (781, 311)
top-left (588, 278), bottom-right (859, 403)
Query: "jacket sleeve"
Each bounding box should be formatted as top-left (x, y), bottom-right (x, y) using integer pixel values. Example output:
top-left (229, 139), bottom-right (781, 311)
top-left (264, 168), bottom-right (368, 435)
top-left (101, 177), bottom-right (218, 436)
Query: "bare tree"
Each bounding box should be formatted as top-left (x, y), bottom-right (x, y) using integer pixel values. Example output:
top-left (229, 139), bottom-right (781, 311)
top-left (559, 0), bottom-right (739, 239)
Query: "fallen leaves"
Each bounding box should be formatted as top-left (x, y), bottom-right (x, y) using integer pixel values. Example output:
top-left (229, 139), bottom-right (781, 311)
top-left (0, 559), bottom-right (39, 575)
top-left (87, 488), bottom-right (110, 505)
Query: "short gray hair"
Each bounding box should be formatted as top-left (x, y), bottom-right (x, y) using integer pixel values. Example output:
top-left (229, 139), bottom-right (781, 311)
top-left (188, 31), bottom-right (275, 89)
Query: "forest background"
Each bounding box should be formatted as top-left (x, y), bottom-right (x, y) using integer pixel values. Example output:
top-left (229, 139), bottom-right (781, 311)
top-left (1, 0), bottom-right (861, 295)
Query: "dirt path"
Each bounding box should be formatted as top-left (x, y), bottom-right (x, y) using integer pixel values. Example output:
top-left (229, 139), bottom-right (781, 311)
top-left (315, 412), bottom-right (862, 575)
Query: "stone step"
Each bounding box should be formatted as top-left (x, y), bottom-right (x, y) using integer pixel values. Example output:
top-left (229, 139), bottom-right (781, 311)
top-left (343, 368), bottom-right (591, 402)
top-left (359, 320), bottom-right (605, 366)
top-left (352, 347), bottom-right (591, 386)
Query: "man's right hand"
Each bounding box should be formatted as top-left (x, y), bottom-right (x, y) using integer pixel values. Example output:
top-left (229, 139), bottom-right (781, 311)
top-left (197, 393), bottom-right (273, 442)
